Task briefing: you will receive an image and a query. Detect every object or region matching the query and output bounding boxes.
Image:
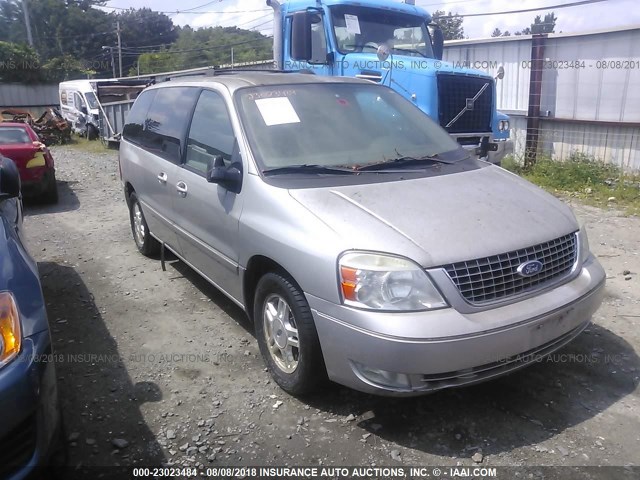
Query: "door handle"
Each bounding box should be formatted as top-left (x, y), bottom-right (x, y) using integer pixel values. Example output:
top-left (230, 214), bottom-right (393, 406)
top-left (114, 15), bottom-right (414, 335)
top-left (176, 181), bottom-right (188, 197)
top-left (157, 172), bottom-right (168, 184)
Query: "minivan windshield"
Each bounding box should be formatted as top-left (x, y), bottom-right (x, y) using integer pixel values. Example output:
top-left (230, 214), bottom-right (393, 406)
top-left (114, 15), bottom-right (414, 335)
top-left (235, 83), bottom-right (460, 172)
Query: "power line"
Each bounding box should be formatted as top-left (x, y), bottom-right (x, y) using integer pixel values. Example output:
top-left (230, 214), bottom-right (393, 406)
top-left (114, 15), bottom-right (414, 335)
top-left (179, 0), bottom-right (225, 12)
top-left (102, 0), bottom-right (269, 15)
top-left (432, 0), bottom-right (609, 19)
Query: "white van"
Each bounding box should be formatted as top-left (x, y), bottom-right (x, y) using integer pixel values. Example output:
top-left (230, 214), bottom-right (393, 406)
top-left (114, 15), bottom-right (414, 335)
top-left (59, 80), bottom-right (101, 140)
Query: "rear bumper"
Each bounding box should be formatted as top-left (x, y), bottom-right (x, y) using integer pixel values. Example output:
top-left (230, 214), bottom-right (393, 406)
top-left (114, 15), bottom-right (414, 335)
top-left (20, 168), bottom-right (53, 197)
top-left (308, 256), bottom-right (605, 396)
top-left (0, 330), bottom-right (60, 479)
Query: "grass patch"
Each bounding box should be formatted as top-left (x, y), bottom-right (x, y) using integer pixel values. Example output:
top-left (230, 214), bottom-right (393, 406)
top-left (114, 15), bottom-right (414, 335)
top-left (502, 152), bottom-right (640, 216)
top-left (62, 135), bottom-right (112, 154)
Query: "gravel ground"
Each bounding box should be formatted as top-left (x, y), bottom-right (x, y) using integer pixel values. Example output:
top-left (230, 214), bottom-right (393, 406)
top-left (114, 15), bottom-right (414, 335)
top-left (23, 144), bottom-right (640, 478)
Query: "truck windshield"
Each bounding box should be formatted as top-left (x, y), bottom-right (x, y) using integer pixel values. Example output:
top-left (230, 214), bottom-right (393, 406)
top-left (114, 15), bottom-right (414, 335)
top-left (85, 91), bottom-right (99, 110)
top-left (330, 6), bottom-right (434, 58)
top-left (235, 83), bottom-right (459, 171)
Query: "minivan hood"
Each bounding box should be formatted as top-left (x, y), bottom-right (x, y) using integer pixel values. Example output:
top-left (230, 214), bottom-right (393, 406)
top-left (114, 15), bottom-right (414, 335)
top-left (288, 166), bottom-right (578, 267)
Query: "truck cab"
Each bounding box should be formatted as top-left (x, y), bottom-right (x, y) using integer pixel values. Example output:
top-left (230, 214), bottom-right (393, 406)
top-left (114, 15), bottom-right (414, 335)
top-left (59, 80), bottom-right (101, 140)
top-left (268, 0), bottom-right (512, 164)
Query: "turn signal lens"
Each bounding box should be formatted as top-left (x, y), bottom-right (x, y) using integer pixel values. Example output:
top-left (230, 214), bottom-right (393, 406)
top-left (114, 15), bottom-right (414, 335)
top-left (0, 292), bottom-right (21, 368)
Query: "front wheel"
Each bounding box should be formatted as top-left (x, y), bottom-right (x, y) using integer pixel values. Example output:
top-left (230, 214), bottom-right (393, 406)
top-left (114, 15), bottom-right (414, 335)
top-left (129, 191), bottom-right (160, 257)
top-left (86, 124), bottom-right (98, 141)
top-left (254, 272), bottom-right (326, 395)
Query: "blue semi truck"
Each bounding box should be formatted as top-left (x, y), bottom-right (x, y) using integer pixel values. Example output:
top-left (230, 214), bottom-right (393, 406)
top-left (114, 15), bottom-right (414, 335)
top-left (267, 0), bottom-right (513, 164)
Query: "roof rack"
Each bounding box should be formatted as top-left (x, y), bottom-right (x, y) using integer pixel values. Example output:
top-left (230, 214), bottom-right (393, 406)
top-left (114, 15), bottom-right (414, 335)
top-left (212, 68), bottom-right (315, 75)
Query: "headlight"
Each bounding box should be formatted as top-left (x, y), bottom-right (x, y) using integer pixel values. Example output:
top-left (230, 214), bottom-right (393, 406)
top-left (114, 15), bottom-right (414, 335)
top-left (578, 226), bottom-right (591, 265)
top-left (0, 291), bottom-right (21, 368)
top-left (338, 252), bottom-right (447, 311)
top-left (498, 120), bottom-right (509, 131)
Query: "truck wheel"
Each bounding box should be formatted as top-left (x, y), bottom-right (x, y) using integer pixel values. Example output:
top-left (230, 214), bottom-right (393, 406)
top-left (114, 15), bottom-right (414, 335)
top-left (42, 171), bottom-right (59, 204)
top-left (129, 192), bottom-right (160, 256)
top-left (86, 125), bottom-right (98, 141)
top-left (254, 272), bottom-right (326, 395)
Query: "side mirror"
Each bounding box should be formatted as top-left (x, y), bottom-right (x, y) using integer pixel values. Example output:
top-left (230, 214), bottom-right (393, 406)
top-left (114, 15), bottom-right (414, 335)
top-left (291, 11), bottom-right (312, 61)
top-left (430, 24), bottom-right (444, 60)
top-left (206, 155), bottom-right (242, 194)
top-left (0, 156), bottom-right (21, 200)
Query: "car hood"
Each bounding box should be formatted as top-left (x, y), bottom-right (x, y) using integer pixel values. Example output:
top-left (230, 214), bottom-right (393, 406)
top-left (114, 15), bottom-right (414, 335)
top-left (288, 166), bottom-right (578, 267)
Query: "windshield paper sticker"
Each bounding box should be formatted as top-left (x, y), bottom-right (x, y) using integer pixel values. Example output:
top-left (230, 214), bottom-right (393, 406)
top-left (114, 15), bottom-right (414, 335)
top-left (255, 97), bottom-right (301, 126)
top-left (344, 14), bottom-right (361, 35)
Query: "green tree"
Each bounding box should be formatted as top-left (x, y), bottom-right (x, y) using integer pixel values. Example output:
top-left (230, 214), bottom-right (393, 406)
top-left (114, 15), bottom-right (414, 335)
top-left (531, 13), bottom-right (557, 34)
top-left (0, 41), bottom-right (43, 83)
top-left (431, 10), bottom-right (465, 40)
top-left (514, 12), bottom-right (557, 36)
top-left (114, 8), bottom-right (178, 74)
top-left (42, 54), bottom-right (96, 82)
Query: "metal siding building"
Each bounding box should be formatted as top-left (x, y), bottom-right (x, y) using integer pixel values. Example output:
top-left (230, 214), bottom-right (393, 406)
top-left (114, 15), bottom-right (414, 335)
top-left (0, 83), bottom-right (59, 112)
top-left (444, 26), bottom-right (640, 171)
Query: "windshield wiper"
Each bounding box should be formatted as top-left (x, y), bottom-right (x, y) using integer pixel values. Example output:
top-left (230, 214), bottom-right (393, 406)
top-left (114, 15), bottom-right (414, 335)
top-left (262, 164), bottom-right (357, 176)
top-left (392, 47), bottom-right (428, 58)
top-left (354, 155), bottom-right (452, 172)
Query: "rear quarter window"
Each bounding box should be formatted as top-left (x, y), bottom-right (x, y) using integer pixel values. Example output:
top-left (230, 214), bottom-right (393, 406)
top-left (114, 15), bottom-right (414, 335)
top-left (123, 89), bottom-right (157, 145)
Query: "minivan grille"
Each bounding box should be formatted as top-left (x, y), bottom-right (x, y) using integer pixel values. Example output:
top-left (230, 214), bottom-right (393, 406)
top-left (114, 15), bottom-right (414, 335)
top-left (443, 233), bottom-right (577, 304)
top-left (437, 74), bottom-right (493, 134)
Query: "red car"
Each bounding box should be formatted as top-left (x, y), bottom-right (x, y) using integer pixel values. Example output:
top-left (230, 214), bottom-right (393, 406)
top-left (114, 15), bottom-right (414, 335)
top-left (0, 122), bottom-right (58, 203)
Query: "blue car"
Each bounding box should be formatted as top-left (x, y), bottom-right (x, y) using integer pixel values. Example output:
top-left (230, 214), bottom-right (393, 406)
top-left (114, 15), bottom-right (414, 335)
top-left (0, 155), bottom-right (61, 478)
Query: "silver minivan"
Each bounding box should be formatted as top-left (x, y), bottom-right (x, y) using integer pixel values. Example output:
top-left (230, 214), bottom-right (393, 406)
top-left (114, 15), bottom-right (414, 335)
top-left (119, 73), bottom-right (605, 396)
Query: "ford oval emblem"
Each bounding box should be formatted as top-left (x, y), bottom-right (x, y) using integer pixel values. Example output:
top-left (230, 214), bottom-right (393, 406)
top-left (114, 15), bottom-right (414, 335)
top-left (517, 260), bottom-right (544, 277)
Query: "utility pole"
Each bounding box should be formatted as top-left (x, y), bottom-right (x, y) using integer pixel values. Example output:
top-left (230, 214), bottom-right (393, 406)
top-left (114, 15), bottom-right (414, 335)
top-left (102, 46), bottom-right (116, 78)
top-left (22, 0), bottom-right (34, 47)
top-left (231, 47), bottom-right (234, 67)
top-left (116, 20), bottom-right (123, 77)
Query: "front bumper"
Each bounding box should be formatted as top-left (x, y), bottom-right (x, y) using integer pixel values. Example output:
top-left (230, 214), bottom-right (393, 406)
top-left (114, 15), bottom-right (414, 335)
top-left (455, 135), bottom-right (513, 165)
top-left (487, 138), bottom-right (513, 165)
top-left (0, 330), bottom-right (59, 479)
top-left (308, 256), bottom-right (605, 396)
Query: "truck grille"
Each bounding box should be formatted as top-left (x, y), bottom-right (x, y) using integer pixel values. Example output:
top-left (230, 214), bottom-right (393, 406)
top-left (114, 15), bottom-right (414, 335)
top-left (443, 233), bottom-right (578, 304)
top-left (437, 74), bottom-right (493, 134)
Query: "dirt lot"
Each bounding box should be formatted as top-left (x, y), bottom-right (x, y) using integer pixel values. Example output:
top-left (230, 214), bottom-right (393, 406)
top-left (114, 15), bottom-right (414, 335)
top-left (23, 144), bottom-right (640, 478)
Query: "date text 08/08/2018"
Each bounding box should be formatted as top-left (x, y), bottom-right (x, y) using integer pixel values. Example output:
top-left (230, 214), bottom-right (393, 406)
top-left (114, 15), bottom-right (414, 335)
top-left (131, 466), bottom-right (499, 478)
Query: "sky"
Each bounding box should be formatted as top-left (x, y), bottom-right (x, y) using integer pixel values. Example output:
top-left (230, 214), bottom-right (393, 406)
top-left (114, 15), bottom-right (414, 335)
top-left (100, 0), bottom-right (640, 39)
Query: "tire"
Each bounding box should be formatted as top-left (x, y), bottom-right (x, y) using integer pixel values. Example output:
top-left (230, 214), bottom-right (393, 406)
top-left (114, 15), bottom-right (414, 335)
top-left (42, 170), bottom-right (59, 204)
top-left (48, 413), bottom-right (68, 476)
top-left (254, 272), bottom-right (327, 395)
top-left (128, 191), bottom-right (160, 256)
top-left (86, 124), bottom-right (98, 141)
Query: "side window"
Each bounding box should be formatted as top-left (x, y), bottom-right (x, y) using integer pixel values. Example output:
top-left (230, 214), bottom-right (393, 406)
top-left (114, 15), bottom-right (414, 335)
top-left (310, 15), bottom-right (328, 64)
top-left (142, 87), bottom-right (200, 163)
top-left (74, 93), bottom-right (86, 111)
top-left (185, 90), bottom-right (235, 175)
top-left (122, 89), bottom-right (156, 145)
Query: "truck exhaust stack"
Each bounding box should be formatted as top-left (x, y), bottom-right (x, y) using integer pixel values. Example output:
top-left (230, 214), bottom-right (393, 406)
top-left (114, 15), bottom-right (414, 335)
top-left (266, 0), bottom-right (283, 70)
